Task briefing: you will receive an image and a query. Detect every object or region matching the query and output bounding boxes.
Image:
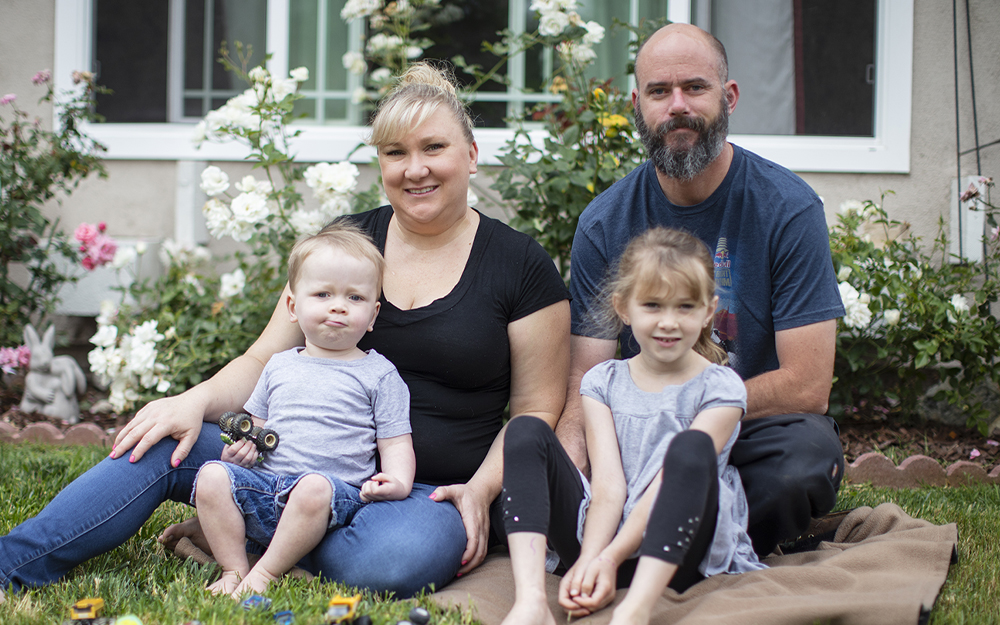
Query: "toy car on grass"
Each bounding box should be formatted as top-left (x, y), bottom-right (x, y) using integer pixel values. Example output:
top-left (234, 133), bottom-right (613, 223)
top-left (325, 594), bottom-right (361, 624)
top-left (219, 411), bottom-right (279, 458)
top-left (70, 598), bottom-right (104, 619)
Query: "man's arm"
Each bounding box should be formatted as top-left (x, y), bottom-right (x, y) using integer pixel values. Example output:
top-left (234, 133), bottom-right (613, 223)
top-left (743, 319), bottom-right (837, 420)
top-left (555, 335), bottom-right (618, 476)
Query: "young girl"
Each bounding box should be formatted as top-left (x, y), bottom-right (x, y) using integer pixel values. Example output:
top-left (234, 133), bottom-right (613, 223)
top-left (500, 227), bottom-right (764, 625)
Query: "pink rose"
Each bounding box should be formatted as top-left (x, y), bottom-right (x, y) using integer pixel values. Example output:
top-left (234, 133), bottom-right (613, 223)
top-left (91, 235), bottom-right (118, 266)
top-left (75, 222), bottom-right (100, 244)
top-left (31, 70), bottom-right (51, 85)
top-left (0, 94), bottom-right (16, 106)
top-left (81, 256), bottom-right (96, 271)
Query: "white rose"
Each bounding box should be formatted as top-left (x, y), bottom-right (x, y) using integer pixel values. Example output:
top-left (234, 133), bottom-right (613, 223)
top-left (838, 281), bottom-right (872, 329)
top-left (582, 21), bottom-right (605, 44)
top-left (134, 241), bottom-right (147, 255)
top-left (247, 66), bottom-right (270, 84)
top-left (192, 120), bottom-right (208, 147)
top-left (183, 273), bottom-right (206, 296)
top-left (96, 300), bottom-right (118, 327)
top-left (290, 66), bottom-right (309, 82)
top-left (230, 192), bottom-right (270, 225)
top-left (341, 0), bottom-right (380, 21)
top-left (220, 268), bottom-right (246, 299)
top-left (156, 378), bottom-right (172, 393)
top-left (342, 51), bottom-right (367, 75)
top-left (90, 325), bottom-right (119, 348)
top-left (290, 209), bottom-right (328, 236)
top-left (405, 46), bottom-right (423, 60)
top-left (837, 265), bottom-right (852, 281)
top-left (370, 67), bottom-right (392, 84)
top-left (883, 309), bottom-right (901, 326)
top-left (203, 198), bottom-right (233, 240)
top-left (235, 175), bottom-right (273, 196)
top-left (305, 162), bottom-right (360, 199)
top-left (132, 320), bottom-right (164, 344)
top-left (351, 87), bottom-right (369, 104)
top-left (951, 294), bottom-right (970, 314)
top-left (539, 10), bottom-right (570, 36)
top-left (111, 246), bottom-right (137, 270)
top-left (320, 195), bottom-right (353, 218)
top-left (200, 166), bottom-right (230, 196)
top-left (839, 199), bottom-right (865, 215)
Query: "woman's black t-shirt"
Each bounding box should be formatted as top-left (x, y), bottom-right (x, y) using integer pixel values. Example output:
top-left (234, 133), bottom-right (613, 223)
top-left (344, 206), bottom-right (569, 485)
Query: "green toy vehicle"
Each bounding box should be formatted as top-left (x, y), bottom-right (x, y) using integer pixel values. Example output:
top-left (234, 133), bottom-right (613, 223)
top-left (219, 411), bottom-right (279, 460)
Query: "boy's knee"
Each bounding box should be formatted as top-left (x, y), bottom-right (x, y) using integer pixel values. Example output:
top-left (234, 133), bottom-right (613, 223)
top-left (194, 463), bottom-right (231, 505)
top-left (288, 474), bottom-right (333, 513)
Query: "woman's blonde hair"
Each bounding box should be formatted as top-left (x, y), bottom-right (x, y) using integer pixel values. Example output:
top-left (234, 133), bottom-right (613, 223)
top-left (599, 227), bottom-right (726, 365)
top-left (367, 62), bottom-right (475, 148)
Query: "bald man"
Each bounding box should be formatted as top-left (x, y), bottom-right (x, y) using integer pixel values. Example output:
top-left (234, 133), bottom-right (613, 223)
top-left (559, 24), bottom-right (846, 558)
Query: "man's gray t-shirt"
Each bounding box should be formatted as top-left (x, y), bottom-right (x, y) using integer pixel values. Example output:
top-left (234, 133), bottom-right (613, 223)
top-left (244, 347), bottom-right (411, 486)
top-left (580, 360), bottom-right (764, 575)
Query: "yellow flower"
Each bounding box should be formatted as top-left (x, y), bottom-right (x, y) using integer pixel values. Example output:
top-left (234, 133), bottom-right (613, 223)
top-left (586, 182), bottom-right (595, 193)
top-left (599, 114), bottom-right (628, 129)
top-left (549, 77), bottom-right (568, 94)
top-left (592, 87), bottom-right (605, 99)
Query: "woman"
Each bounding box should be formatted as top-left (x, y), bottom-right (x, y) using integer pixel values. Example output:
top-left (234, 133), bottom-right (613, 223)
top-left (0, 63), bottom-right (570, 599)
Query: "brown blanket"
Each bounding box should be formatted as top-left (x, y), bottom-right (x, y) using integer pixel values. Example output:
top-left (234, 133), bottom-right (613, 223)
top-left (431, 503), bottom-right (957, 625)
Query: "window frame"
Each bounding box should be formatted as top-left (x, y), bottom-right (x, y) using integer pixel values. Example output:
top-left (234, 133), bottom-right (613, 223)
top-left (55, 0), bottom-right (913, 172)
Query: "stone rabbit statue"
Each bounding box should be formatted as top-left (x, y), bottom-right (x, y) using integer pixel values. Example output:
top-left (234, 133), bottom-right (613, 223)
top-left (19, 324), bottom-right (88, 423)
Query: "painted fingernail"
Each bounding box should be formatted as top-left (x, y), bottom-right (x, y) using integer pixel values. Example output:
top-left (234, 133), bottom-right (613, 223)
top-left (129, 455), bottom-right (136, 463)
top-left (172, 458), bottom-right (181, 468)
top-left (461, 560), bottom-right (468, 565)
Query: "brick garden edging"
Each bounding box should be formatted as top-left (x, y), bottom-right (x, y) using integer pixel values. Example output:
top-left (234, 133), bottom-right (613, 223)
top-left (1, 422), bottom-right (998, 488)
top-left (0, 421), bottom-right (111, 447)
top-left (847, 451), bottom-right (1000, 488)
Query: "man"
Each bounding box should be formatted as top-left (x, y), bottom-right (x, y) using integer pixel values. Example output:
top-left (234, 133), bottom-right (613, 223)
top-left (557, 23), bottom-right (846, 558)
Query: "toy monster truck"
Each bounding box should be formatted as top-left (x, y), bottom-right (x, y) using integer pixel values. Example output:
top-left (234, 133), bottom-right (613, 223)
top-left (219, 411), bottom-right (279, 460)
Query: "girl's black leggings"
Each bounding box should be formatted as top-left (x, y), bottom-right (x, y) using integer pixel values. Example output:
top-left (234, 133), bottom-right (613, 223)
top-left (501, 415), bottom-right (719, 593)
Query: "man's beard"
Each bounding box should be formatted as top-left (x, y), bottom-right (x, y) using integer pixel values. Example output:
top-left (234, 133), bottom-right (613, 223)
top-left (634, 98), bottom-right (729, 181)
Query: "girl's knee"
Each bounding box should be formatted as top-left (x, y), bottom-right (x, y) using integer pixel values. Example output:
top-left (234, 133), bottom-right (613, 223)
top-left (504, 415), bottom-right (551, 450)
top-left (663, 429), bottom-right (716, 473)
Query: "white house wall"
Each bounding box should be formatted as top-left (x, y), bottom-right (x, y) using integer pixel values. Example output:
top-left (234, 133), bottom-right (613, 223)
top-left (1, 0), bottom-right (998, 274)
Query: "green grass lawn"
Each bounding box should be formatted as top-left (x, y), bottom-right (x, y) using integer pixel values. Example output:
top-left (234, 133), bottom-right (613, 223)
top-left (0, 442), bottom-right (996, 624)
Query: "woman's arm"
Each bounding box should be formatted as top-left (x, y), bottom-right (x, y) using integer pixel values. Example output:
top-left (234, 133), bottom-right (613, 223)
top-left (111, 285), bottom-right (305, 466)
top-left (430, 299), bottom-right (570, 574)
top-left (558, 395), bottom-right (627, 615)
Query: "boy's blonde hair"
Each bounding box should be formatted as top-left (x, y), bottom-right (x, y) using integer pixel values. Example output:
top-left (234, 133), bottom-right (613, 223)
top-left (287, 222), bottom-right (385, 295)
top-left (366, 62), bottom-right (475, 149)
top-left (600, 227), bottom-right (726, 365)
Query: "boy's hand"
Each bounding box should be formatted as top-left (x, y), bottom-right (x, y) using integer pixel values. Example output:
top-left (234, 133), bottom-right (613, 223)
top-left (221, 438), bottom-right (258, 468)
top-left (360, 472), bottom-right (410, 502)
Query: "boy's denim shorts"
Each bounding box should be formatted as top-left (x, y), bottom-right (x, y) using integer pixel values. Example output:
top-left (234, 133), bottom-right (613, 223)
top-left (192, 461), bottom-right (366, 549)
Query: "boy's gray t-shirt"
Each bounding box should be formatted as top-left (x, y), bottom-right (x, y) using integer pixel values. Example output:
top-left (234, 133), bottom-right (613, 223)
top-left (244, 347), bottom-right (410, 486)
top-left (580, 360), bottom-right (764, 575)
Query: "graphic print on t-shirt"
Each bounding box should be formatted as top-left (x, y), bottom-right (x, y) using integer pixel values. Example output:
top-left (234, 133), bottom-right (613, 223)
top-left (713, 237), bottom-right (738, 368)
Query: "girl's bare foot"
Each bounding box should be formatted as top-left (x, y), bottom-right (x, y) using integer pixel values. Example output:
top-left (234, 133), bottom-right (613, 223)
top-left (207, 571), bottom-right (243, 596)
top-left (231, 567), bottom-right (278, 600)
top-left (159, 516), bottom-right (212, 555)
top-left (608, 599), bottom-right (652, 625)
top-left (501, 595), bottom-right (557, 625)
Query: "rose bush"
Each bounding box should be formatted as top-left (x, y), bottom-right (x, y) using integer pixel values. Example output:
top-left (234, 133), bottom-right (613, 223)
top-left (829, 196), bottom-right (1000, 434)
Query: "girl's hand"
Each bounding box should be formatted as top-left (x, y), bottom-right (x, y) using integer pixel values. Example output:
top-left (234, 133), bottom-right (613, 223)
top-left (111, 392), bottom-right (208, 466)
top-left (429, 482), bottom-right (492, 575)
top-left (221, 438), bottom-right (258, 468)
top-left (558, 554), bottom-right (618, 615)
top-left (361, 472), bottom-right (409, 502)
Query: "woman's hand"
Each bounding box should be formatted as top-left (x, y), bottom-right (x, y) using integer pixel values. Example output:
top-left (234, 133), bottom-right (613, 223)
top-left (220, 438), bottom-right (258, 468)
top-left (429, 482), bottom-right (492, 575)
top-left (111, 392), bottom-right (208, 466)
top-left (558, 553), bottom-right (618, 616)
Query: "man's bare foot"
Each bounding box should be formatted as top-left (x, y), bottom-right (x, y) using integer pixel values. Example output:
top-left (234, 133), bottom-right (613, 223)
top-left (159, 516), bottom-right (212, 555)
top-left (231, 567), bottom-right (278, 600)
top-left (501, 596), bottom-right (557, 625)
top-left (207, 571), bottom-right (243, 596)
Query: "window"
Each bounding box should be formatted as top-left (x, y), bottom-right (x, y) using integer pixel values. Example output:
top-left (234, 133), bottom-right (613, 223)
top-left (54, 0), bottom-right (913, 172)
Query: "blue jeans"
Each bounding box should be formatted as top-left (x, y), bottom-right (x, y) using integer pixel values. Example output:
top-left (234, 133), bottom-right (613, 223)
top-left (0, 424), bottom-right (465, 597)
top-left (193, 462), bottom-right (368, 548)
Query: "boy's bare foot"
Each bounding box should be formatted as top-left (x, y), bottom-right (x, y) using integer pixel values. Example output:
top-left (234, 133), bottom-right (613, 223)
top-left (207, 571), bottom-right (243, 596)
top-left (231, 567), bottom-right (278, 600)
top-left (501, 596), bottom-right (557, 625)
top-left (159, 516), bottom-right (212, 555)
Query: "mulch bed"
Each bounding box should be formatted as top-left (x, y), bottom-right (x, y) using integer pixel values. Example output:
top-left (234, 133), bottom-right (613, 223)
top-left (3, 376), bottom-right (999, 472)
